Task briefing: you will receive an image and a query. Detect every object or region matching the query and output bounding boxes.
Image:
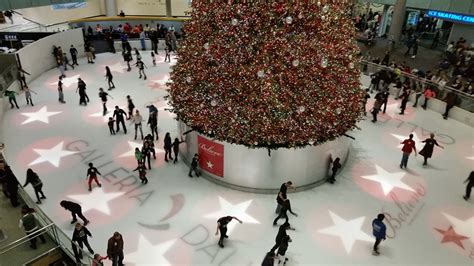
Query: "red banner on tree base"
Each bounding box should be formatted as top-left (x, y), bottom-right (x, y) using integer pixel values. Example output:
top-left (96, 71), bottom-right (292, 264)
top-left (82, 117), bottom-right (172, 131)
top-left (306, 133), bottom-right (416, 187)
top-left (198, 136), bottom-right (224, 177)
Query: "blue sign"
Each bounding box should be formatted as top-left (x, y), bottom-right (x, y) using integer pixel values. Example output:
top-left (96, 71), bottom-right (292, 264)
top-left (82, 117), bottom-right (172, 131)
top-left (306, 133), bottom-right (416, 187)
top-left (427, 10), bottom-right (474, 24)
top-left (51, 2), bottom-right (86, 10)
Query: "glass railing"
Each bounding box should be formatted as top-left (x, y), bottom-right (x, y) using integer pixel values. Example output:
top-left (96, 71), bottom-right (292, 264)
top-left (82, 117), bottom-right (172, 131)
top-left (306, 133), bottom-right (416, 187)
top-left (360, 60), bottom-right (474, 113)
top-left (0, 163), bottom-right (94, 265)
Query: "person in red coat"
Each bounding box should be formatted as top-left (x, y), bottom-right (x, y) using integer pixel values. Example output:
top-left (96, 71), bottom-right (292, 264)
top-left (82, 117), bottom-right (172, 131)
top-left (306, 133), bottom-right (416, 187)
top-left (400, 134), bottom-right (417, 169)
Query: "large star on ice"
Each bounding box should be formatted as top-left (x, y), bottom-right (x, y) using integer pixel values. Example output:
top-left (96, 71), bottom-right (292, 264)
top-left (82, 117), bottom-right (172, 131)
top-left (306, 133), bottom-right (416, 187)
top-left (435, 226), bottom-right (469, 249)
top-left (104, 62), bottom-right (126, 73)
top-left (125, 234), bottom-right (176, 266)
top-left (49, 74), bottom-right (80, 87)
top-left (204, 196), bottom-right (260, 234)
top-left (149, 75), bottom-right (170, 89)
top-left (21, 106), bottom-right (61, 125)
top-left (29, 141), bottom-right (78, 167)
top-left (119, 141), bottom-right (164, 158)
top-left (360, 165), bottom-right (415, 195)
top-left (392, 132), bottom-right (422, 149)
top-left (467, 146), bottom-right (474, 160)
top-left (318, 211), bottom-right (373, 253)
top-left (67, 188), bottom-right (124, 215)
top-left (442, 213), bottom-right (474, 243)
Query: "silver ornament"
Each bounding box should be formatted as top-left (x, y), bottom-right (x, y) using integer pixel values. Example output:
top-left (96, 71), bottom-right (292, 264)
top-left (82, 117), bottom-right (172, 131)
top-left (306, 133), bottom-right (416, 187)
top-left (186, 76), bottom-right (192, 82)
top-left (349, 62), bottom-right (354, 69)
top-left (204, 43), bottom-right (209, 50)
top-left (231, 18), bottom-right (238, 26)
top-left (257, 70), bottom-right (265, 78)
top-left (211, 100), bottom-right (217, 107)
top-left (285, 16), bottom-right (293, 24)
top-left (336, 108), bottom-right (342, 114)
top-left (298, 106), bottom-right (305, 113)
top-left (292, 59), bottom-right (300, 67)
top-left (323, 5), bottom-right (329, 13)
top-left (321, 57), bottom-right (328, 68)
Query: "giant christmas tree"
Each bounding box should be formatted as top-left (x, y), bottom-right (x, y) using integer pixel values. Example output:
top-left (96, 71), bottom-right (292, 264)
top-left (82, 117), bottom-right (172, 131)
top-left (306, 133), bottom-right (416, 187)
top-left (168, 0), bottom-right (363, 149)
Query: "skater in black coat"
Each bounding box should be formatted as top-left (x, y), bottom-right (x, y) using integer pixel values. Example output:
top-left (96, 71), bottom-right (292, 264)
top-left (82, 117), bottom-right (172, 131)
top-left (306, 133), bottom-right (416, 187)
top-left (419, 133), bottom-right (444, 166)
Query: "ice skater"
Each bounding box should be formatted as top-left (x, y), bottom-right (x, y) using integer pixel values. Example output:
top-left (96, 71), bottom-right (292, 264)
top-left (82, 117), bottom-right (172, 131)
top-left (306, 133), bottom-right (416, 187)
top-left (372, 213), bottom-right (386, 256)
top-left (215, 216), bottom-right (242, 248)
top-left (17, 68), bottom-right (30, 89)
top-left (164, 46), bottom-right (171, 62)
top-left (371, 94), bottom-right (382, 123)
top-left (131, 110), bottom-right (144, 140)
top-left (133, 162), bottom-right (148, 184)
top-left (270, 222), bottom-right (293, 253)
top-left (4, 90), bottom-right (19, 109)
top-left (57, 76), bottom-right (66, 103)
top-left (273, 199), bottom-right (297, 226)
top-left (126, 95), bottom-right (135, 119)
top-left (60, 200), bottom-right (89, 225)
top-left (362, 88), bottom-right (370, 115)
top-left (99, 88), bottom-right (112, 116)
top-left (72, 223), bottom-right (94, 255)
top-left (399, 88), bottom-right (411, 115)
top-left (188, 153), bottom-right (200, 177)
top-left (24, 87), bottom-right (37, 106)
top-left (123, 50), bottom-right (132, 71)
top-left (463, 171), bottom-right (474, 201)
top-left (142, 141), bottom-right (153, 170)
top-left (63, 53), bottom-right (74, 70)
top-left (105, 66), bottom-right (115, 90)
top-left (164, 132), bottom-right (173, 162)
top-left (327, 157), bottom-right (341, 184)
top-left (108, 117), bottom-right (115, 135)
top-left (135, 147), bottom-right (143, 166)
top-left (173, 137), bottom-right (185, 163)
top-left (275, 181), bottom-right (294, 214)
top-left (113, 106), bottom-right (128, 134)
top-left (151, 51), bottom-right (156, 66)
top-left (144, 134), bottom-right (156, 159)
top-left (135, 58), bottom-right (147, 79)
top-left (400, 134), bottom-right (417, 169)
top-left (77, 78), bottom-right (90, 106)
top-left (23, 168), bottom-right (46, 204)
top-left (147, 110), bottom-right (158, 140)
top-left (276, 234), bottom-right (291, 265)
top-left (419, 133), bottom-right (444, 166)
top-left (70, 45), bottom-right (78, 66)
top-left (86, 162), bottom-right (102, 191)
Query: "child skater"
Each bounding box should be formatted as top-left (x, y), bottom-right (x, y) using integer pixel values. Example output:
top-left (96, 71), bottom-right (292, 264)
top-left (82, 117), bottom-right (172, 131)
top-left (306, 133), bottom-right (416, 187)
top-left (24, 87), bottom-right (37, 106)
top-left (133, 162), bottom-right (148, 184)
top-left (135, 148), bottom-right (143, 166)
top-left (98, 88), bottom-right (112, 116)
top-left (151, 51), bottom-right (156, 66)
top-left (108, 117), bottom-right (115, 135)
top-left (105, 66), bottom-right (115, 90)
top-left (135, 58), bottom-right (147, 80)
top-left (92, 253), bottom-right (107, 266)
top-left (164, 46), bottom-right (171, 63)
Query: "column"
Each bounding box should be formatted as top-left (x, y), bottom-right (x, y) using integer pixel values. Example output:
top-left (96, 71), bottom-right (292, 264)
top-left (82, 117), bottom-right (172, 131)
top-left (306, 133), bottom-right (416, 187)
top-left (388, 0), bottom-right (406, 44)
top-left (378, 5), bottom-right (390, 37)
top-left (105, 0), bottom-right (117, 17)
top-left (166, 0), bottom-right (172, 17)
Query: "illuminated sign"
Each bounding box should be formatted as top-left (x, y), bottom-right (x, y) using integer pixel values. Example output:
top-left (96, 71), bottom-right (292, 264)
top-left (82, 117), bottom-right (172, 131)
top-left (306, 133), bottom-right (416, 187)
top-left (427, 10), bottom-right (474, 24)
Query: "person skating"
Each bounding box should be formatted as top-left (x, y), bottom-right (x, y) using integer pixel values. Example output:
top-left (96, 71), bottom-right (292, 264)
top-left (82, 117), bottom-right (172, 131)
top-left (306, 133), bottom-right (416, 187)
top-left (113, 106), bottom-right (128, 134)
top-left (419, 133), bottom-right (444, 166)
top-left (261, 252), bottom-right (276, 266)
top-left (86, 162), bottom-right (102, 191)
top-left (144, 134), bottom-right (156, 159)
top-left (24, 87), bottom-right (37, 107)
top-left (133, 162), bottom-right (149, 184)
top-left (135, 58), bottom-right (147, 80)
top-left (70, 45), bottom-right (79, 66)
top-left (164, 132), bottom-right (173, 162)
top-left (215, 216), bottom-right (242, 248)
top-left (99, 88), bottom-right (112, 116)
top-left (273, 199), bottom-right (297, 226)
top-left (72, 223), bottom-right (94, 255)
top-left (151, 51), bottom-right (156, 66)
top-left (463, 171), bottom-right (474, 201)
top-left (4, 90), bottom-right (19, 109)
top-left (275, 181), bottom-right (294, 214)
top-left (188, 153), bottom-right (200, 177)
top-left (400, 134), bottom-right (417, 169)
top-left (141, 142), bottom-right (153, 170)
top-left (131, 110), bottom-right (144, 140)
top-left (105, 66), bottom-right (115, 90)
top-left (108, 117), bottom-right (116, 135)
top-left (371, 94), bottom-right (382, 123)
top-left (164, 46), bottom-right (171, 62)
top-left (147, 110), bottom-right (158, 140)
top-left (19, 206), bottom-right (46, 249)
top-left (276, 234), bottom-right (291, 265)
top-left (362, 88), bottom-right (370, 116)
top-left (62, 53), bottom-right (74, 70)
top-left (57, 76), bottom-right (66, 103)
top-left (173, 137), bottom-right (185, 163)
top-left (77, 78), bottom-right (89, 106)
top-left (17, 68), bottom-right (30, 89)
top-left (381, 88), bottom-right (389, 114)
top-left (107, 232), bottom-right (124, 266)
top-left (399, 88), bottom-right (410, 115)
top-left (123, 51), bottom-right (132, 72)
top-left (372, 213), bottom-right (386, 256)
top-left (60, 200), bottom-right (89, 225)
top-left (327, 157), bottom-right (341, 184)
top-left (126, 95), bottom-right (135, 120)
top-left (270, 222), bottom-right (293, 253)
top-left (23, 168), bottom-right (46, 204)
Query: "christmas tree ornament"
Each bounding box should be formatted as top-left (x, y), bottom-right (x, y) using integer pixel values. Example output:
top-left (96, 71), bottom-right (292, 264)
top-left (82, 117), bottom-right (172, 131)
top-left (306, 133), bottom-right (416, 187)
top-left (257, 70), bottom-right (265, 78)
top-left (231, 18), bottom-right (238, 26)
top-left (321, 57), bottom-right (328, 68)
top-left (203, 43), bottom-right (209, 50)
top-left (292, 59), bottom-right (300, 67)
top-left (285, 16), bottom-right (293, 24)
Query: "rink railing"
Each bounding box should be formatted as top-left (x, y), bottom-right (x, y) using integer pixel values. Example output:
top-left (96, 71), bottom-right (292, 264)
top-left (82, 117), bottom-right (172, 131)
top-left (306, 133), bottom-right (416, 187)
top-left (360, 60), bottom-right (474, 113)
top-left (0, 183), bottom-right (94, 264)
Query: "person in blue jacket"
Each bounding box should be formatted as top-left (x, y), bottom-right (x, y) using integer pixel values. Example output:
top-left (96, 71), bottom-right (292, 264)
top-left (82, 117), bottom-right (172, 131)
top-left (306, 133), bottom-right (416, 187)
top-left (372, 213), bottom-right (386, 256)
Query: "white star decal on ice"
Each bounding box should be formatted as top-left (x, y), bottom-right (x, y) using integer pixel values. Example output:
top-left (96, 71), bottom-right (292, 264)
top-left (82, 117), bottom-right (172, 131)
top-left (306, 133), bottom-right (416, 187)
top-left (467, 146), bottom-right (474, 160)
top-left (360, 165), bottom-right (415, 195)
top-left (29, 141), bottom-right (78, 167)
top-left (67, 188), bottom-right (124, 215)
top-left (21, 106), bottom-right (61, 125)
top-left (207, 161), bottom-right (214, 169)
top-left (204, 196), bottom-right (259, 234)
top-left (443, 213), bottom-right (474, 243)
top-left (151, 75), bottom-right (170, 86)
top-left (119, 141), bottom-right (164, 158)
top-left (318, 211), bottom-right (373, 253)
top-left (392, 132), bottom-right (422, 149)
top-left (125, 234), bottom-right (176, 266)
top-left (104, 62), bottom-right (126, 73)
top-left (50, 74), bottom-right (80, 87)
top-left (89, 106), bottom-right (125, 122)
